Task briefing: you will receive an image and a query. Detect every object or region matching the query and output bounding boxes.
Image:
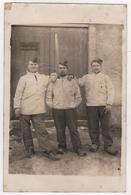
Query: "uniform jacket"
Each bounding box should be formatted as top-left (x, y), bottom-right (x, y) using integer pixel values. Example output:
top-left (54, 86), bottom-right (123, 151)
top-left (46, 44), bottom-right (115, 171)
top-left (79, 72), bottom-right (114, 106)
top-left (14, 72), bottom-right (49, 115)
top-left (46, 76), bottom-right (82, 109)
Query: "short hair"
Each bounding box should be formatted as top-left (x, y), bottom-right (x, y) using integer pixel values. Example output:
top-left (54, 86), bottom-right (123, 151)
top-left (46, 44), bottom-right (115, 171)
top-left (30, 57), bottom-right (38, 63)
top-left (91, 58), bottom-right (103, 65)
top-left (59, 60), bottom-right (68, 68)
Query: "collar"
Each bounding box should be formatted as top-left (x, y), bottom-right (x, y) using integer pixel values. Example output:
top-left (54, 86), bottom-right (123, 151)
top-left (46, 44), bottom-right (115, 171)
top-left (92, 72), bottom-right (102, 76)
top-left (26, 71), bottom-right (39, 75)
top-left (57, 75), bottom-right (68, 79)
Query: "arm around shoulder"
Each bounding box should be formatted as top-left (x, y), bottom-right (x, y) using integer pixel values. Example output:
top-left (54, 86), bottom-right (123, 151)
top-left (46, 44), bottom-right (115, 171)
top-left (78, 74), bottom-right (88, 86)
top-left (46, 82), bottom-right (54, 108)
top-left (14, 76), bottom-right (26, 109)
top-left (73, 79), bottom-right (82, 107)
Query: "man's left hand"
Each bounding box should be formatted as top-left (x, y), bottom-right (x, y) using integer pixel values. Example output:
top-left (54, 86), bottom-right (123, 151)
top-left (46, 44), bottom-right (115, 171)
top-left (50, 73), bottom-right (57, 83)
top-left (67, 74), bottom-right (74, 81)
top-left (104, 104), bottom-right (112, 113)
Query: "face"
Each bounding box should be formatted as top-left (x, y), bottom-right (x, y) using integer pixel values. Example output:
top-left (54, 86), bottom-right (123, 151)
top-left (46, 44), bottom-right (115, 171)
top-left (57, 64), bottom-right (68, 77)
top-left (91, 62), bottom-right (102, 74)
top-left (27, 61), bottom-right (39, 73)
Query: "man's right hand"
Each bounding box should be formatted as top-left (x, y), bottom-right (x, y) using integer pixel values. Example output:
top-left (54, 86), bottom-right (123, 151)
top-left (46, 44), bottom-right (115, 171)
top-left (15, 108), bottom-right (21, 118)
top-left (67, 74), bottom-right (74, 81)
top-left (49, 72), bottom-right (58, 83)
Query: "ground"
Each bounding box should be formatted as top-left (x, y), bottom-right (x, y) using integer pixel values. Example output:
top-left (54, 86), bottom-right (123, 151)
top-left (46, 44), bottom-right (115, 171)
top-left (9, 122), bottom-right (121, 176)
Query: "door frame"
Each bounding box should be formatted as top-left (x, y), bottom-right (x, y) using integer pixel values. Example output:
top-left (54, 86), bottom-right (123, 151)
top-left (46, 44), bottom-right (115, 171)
top-left (10, 24), bottom-right (89, 119)
top-left (12, 23), bottom-right (89, 28)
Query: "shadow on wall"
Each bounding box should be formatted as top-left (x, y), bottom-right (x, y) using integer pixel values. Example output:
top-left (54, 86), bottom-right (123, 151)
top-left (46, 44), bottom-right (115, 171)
top-left (111, 105), bottom-right (121, 129)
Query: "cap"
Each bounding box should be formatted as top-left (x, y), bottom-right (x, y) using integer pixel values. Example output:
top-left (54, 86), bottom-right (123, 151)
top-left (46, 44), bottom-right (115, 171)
top-left (59, 60), bottom-right (68, 68)
top-left (31, 57), bottom-right (38, 63)
top-left (91, 58), bottom-right (103, 65)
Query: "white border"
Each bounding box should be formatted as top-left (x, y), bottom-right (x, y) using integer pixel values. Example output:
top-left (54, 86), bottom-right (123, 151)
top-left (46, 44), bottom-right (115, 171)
top-left (0, 0), bottom-right (131, 194)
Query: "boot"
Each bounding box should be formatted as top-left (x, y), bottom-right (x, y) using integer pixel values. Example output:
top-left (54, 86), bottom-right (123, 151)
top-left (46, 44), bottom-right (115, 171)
top-left (104, 146), bottom-right (118, 156)
top-left (25, 147), bottom-right (35, 158)
top-left (57, 147), bottom-right (65, 154)
top-left (48, 152), bottom-right (61, 161)
top-left (42, 151), bottom-right (60, 161)
top-left (25, 150), bottom-right (32, 158)
top-left (76, 149), bottom-right (87, 157)
top-left (29, 147), bottom-right (35, 155)
top-left (89, 144), bottom-right (99, 152)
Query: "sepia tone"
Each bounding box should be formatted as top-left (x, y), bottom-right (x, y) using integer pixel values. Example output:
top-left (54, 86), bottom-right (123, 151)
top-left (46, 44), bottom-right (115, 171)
top-left (4, 3), bottom-right (126, 192)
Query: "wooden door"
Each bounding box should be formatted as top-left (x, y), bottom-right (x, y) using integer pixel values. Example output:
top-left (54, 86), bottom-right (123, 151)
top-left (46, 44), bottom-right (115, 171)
top-left (11, 26), bottom-right (88, 119)
top-left (50, 27), bottom-right (88, 119)
top-left (11, 26), bottom-right (51, 119)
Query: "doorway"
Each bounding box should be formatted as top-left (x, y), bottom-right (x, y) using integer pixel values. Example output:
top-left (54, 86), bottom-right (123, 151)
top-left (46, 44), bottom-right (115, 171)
top-left (11, 25), bottom-right (88, 119)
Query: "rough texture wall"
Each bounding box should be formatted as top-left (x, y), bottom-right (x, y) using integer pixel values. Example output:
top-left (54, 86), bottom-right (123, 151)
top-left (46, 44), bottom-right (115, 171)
top-left (88, 24), bottom-right (122, 127)
top-left (96, 24), bottom-right (122, 106)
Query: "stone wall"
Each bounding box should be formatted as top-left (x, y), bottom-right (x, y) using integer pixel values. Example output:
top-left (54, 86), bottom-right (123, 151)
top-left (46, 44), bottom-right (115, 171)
top-left (88, 24), bottom-right (122, 127)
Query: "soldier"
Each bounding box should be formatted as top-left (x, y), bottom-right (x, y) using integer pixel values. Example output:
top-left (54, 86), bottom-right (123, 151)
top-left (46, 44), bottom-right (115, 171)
top-left (79, 58), bottom-right (118, 155)
top-left (14, 57), bottom-right (60, 160)
top-left (46, 61), bottom-right (86, 156)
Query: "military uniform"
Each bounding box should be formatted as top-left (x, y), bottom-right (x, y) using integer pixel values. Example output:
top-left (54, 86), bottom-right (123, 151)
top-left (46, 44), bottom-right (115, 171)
top-left (79, 72), bottom-right (114, 149)
top-left (46, 76), bottom-right (82, 153)
top-left (14, 71), bottom-right (52, 153)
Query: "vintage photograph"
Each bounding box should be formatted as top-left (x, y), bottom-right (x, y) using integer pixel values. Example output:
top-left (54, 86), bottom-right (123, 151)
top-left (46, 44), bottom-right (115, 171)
top-left (4, 3), bottom-right (126, 192)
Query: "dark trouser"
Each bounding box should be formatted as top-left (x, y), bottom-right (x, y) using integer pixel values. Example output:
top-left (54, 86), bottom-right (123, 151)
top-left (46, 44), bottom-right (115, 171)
top-left (86, 106), bottom-right (113, 148)
top-left (20, 114), bottom-right (52, 153)
top-left (52, 108), bottom-right (81, 152)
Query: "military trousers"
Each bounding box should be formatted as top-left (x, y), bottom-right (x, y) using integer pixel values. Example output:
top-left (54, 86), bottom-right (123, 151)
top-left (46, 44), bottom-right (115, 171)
top-left (86, 106), bottom-right (113, 148)
top-left (52, 108), bottom-right (81, 152)
top-left (20, 114), bottom-right (52, 153)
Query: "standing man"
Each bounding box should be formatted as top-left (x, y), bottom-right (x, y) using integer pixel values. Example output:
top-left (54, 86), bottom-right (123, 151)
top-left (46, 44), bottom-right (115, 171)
top-left (14, 57), bottom-right (59, 160)
top-left (46, 61), bottom-right (86, 156)
top-left (79, 58), bottom-right (118, 155)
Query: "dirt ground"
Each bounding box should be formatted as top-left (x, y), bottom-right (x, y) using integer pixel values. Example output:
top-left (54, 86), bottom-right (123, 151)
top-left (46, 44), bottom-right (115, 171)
top-left (9, 125), bottom-right (121, 176)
